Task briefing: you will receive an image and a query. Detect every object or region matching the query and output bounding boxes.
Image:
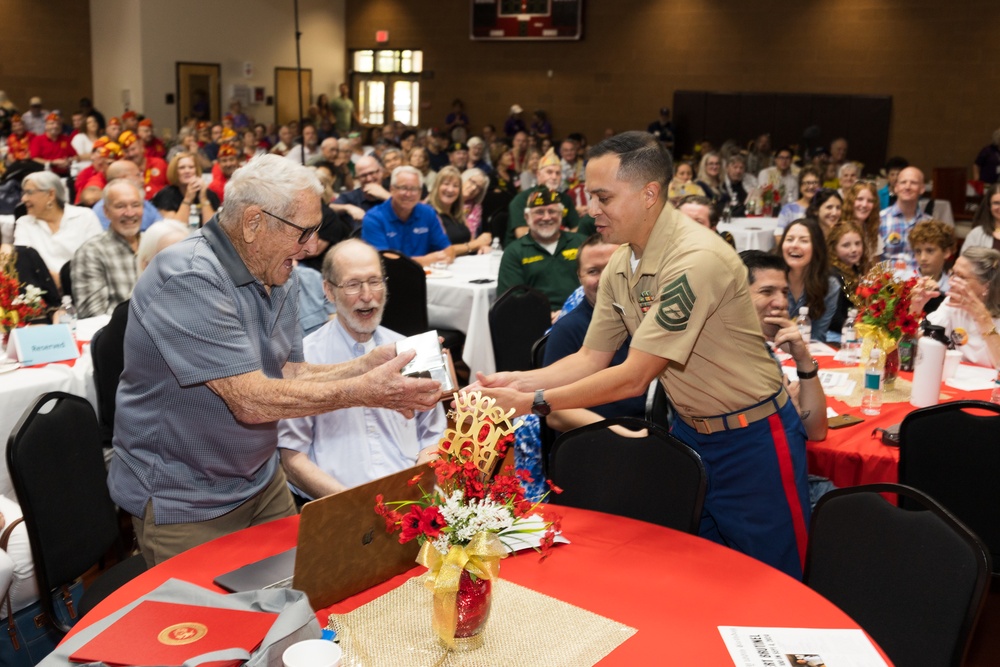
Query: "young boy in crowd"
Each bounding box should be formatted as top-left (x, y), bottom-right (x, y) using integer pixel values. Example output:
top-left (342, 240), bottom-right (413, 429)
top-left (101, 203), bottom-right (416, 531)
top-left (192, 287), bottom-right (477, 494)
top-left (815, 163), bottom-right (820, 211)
top-left (909, 219), bottom-right (955, 314)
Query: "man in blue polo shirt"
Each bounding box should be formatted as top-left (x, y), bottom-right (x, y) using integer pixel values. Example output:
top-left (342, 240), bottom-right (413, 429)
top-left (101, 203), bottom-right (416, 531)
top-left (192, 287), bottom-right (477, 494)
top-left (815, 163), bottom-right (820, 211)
top-left (361, 165), bottom-right (453, 267)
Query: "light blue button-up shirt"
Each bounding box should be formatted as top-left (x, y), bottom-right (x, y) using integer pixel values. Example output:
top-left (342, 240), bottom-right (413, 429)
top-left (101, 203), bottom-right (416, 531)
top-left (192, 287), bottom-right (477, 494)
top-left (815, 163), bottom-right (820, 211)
top-left (277, 318), bottom-right (445, 498)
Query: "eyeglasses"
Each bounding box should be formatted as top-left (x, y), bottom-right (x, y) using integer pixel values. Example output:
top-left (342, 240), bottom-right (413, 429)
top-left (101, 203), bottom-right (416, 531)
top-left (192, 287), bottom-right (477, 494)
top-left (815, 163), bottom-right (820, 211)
top-left (330, 277), bottom-right (387, 295)
top-left (356, 169), bottom-right (381, 181)
top-left (392, 185), bottom-right (421, 194)
top-left (261, 208), bottom-right (321, 245)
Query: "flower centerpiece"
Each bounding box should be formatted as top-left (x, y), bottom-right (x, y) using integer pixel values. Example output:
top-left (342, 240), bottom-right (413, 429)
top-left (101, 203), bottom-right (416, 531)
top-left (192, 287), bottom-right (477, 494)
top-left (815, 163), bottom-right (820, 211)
top-left (1, 254), bottom-right (47, 351)
top-left (758, 183), bottom-right (782, 217)
top-left (375, 390), bottom-right (560, 651)
top-left (850, 261), bottom-right (919, 386)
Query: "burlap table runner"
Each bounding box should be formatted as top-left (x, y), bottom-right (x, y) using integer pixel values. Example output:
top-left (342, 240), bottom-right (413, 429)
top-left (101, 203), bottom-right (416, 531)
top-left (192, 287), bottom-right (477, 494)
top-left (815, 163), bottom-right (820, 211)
top-left (833, 367), bottom-right (931, 408)
top-left (327, 576), bottom-right (637, 666)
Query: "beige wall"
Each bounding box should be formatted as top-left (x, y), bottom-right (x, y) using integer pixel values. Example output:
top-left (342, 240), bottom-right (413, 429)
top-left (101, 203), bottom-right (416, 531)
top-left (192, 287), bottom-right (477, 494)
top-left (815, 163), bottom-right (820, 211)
top-left (90, 0), bottom-right (346, 133)
top-left (345, 0), bottom-right (1000, 173)
top-left (0, 1), bottom-right (93, 117)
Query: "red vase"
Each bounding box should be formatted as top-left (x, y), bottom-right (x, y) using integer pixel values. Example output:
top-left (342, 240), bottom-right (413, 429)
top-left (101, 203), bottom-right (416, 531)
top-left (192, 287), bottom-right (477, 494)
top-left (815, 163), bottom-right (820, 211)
top-left (454, 570), bottom-right (492, 640)
top-left (884, 347), bottom-right (900, 389)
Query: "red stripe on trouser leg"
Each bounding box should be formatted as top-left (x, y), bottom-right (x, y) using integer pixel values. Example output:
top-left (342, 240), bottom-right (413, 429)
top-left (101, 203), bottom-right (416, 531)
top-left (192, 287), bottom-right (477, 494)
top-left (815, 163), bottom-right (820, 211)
top-left (767, 412), bottom-right (808, 568)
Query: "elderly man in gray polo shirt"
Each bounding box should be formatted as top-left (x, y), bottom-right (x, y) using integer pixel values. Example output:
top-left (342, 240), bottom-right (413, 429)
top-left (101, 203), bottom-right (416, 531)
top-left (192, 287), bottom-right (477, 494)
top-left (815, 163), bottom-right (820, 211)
top-left (108, 154), bottom-right (442, 567)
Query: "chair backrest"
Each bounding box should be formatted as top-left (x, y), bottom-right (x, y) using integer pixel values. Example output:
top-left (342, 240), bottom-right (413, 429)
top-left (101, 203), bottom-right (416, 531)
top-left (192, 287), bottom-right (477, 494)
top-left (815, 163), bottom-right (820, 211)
top-left (547, 417), bottom-right (707, 534)
top-left (644, 380), bottom-right (673, 428)
top-left (6, 392), bottom-right (123, 631)
top-left (60, 260), bottom-right (72, 302)
top-left (804, 483), bottom-right (991, 667)
top-left (489, 284), bottom-right (551, 372)
top-left (90, 300), bottom-right (130, 447)
top-left (378, 250), bottom-right (429, 336)
top-left (489, 210), bottom-right (510, 246)
top-left (898, 400), bottom-right (1000, 572)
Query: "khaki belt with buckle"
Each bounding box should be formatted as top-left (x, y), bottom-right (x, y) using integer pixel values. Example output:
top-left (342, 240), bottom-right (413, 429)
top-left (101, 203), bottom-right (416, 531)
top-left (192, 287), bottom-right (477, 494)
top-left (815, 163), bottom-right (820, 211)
top-left (679, 389), bottom-right (789, 435)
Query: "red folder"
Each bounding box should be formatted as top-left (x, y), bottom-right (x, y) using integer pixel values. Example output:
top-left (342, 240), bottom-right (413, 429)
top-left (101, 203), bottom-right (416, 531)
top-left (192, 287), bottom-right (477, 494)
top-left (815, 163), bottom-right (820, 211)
top-left (69, 600), bottom-right (277, 666)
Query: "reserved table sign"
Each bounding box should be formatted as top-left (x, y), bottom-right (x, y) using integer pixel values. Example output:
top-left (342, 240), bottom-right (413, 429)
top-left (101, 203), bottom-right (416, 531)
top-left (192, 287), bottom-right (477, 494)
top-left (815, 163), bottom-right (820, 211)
top-left (9, 324), bottom-right (79, 366)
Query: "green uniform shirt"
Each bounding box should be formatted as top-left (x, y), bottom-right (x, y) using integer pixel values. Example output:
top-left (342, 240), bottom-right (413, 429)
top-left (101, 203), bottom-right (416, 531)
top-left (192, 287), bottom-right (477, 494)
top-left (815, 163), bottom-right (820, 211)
top-left (497, 231), bottom-right (586, 310)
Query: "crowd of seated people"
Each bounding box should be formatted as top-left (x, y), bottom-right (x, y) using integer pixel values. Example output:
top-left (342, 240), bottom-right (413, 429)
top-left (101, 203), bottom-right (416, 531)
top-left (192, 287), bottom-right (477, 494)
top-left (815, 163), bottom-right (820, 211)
top-left (1, 93), bottom-right (998, 415)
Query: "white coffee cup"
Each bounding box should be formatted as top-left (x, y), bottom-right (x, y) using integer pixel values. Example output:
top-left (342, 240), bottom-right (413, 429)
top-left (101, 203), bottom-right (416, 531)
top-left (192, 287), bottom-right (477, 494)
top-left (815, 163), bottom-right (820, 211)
top-left (282, 639), bottom-right (343, 667)
top-left (942, 350), bottom-right (963, 380)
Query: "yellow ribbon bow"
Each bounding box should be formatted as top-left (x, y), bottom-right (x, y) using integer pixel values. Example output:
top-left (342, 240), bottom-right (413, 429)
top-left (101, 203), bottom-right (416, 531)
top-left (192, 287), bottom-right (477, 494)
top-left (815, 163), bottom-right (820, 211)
top-left (856, 323), bottom-right (899, 363)
top-left (417, 532), bottom-right (507, 647)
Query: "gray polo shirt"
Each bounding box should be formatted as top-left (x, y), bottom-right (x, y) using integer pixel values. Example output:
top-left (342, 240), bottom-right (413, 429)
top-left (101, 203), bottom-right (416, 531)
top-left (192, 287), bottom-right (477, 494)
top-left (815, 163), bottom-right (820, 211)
top-left (108, 219), bottom-right (303, 524)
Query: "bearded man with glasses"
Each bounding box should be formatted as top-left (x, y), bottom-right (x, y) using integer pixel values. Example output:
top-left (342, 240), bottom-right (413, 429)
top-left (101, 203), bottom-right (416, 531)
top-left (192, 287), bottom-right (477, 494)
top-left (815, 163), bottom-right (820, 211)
top-left (278, 238), bottom-right (445, 502)
top-left (109, 155), bottom-right (443, 567)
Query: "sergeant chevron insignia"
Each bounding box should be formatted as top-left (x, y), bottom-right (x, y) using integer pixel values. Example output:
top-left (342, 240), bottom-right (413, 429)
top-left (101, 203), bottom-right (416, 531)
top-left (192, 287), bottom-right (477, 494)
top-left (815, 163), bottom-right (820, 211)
top-left (655, 274), bottom-right (696, 331)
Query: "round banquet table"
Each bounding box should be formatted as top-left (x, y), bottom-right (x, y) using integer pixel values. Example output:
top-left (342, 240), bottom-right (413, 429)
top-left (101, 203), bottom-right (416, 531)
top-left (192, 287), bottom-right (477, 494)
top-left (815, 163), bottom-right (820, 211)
top-left (425, 254), bottom-right (498, 378)
top-left (804, 356), bottom-right (993, 491)
top-left (63, 505), bottom-right (888, 664)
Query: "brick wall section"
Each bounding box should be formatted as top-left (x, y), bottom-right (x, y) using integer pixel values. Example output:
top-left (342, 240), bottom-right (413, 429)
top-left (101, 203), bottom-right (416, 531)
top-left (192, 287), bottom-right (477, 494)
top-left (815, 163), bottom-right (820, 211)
top-left (2, 1), bottom-right (93, 118)
top-left (345, 0), bottom-right (1000, 174)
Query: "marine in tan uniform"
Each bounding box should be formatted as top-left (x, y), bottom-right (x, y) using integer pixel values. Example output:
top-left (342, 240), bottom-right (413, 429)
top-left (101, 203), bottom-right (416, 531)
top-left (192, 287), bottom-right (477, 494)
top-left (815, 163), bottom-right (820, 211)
top-left (472, 131), bottom-right (811, 579)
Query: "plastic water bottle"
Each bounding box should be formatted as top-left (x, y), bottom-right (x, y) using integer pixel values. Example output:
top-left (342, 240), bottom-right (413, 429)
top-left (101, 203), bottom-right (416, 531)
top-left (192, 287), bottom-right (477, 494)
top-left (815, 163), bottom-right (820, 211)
top-left (61, 295), bottom-right (77, 336)
top-left (796, 306), bottom-right (812, 343)
top-left (862, 348), bottom-right (883, 415)
top-left (489, 237), bottom-right (503, 274)
top-left (991, 371), bottom-right (1000, 406)
top-left (840, 308), bottom-right (857, 363)
top-left (188, 202), bottom-right (200, 229)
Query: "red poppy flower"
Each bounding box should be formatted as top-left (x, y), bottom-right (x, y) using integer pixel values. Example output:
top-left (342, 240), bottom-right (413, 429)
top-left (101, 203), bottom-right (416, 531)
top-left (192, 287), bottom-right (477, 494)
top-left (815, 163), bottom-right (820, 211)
top-left (399, 505), bottom-right (425, 543)
top-left (418, 505), bottom-right (446, 538)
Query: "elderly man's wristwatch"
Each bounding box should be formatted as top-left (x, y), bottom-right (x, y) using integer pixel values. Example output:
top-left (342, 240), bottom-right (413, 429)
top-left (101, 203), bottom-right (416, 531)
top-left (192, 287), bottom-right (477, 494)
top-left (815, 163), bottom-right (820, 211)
top-left (531, 389), bottom-right (551, 416)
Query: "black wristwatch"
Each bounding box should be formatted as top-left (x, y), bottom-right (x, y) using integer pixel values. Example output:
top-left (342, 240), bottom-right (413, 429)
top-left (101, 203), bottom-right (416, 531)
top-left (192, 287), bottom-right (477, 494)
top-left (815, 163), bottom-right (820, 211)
top-left (797, 358), bottom-right (819, 379)
top-left (531, 389), bottom-right (551, 416)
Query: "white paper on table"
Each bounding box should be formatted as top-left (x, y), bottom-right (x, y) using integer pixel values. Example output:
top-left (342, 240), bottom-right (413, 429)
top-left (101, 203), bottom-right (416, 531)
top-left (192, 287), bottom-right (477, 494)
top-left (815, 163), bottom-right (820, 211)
top-left (819, 371), bottom-right (856, 396)
top-left (945, 364), bottom-right (997, 392)
top-left (807, 342), bottom-right (838, 357)
top-left (718, 626), bottom-right (889, 667)
top-left (834, 347), bottom-right (861, 364)
top-left (498, 514), bottom-right (570, 554)
top-left (826, 407), bottom-right (839, 418)
top-left (781, 368), bottom-right (856, 396)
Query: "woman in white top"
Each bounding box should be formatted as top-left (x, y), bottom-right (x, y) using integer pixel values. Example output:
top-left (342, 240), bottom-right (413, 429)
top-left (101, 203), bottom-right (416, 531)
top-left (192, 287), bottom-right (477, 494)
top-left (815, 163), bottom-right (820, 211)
top-left (964, 184), bottom-right (1000, 252)
top-left (0, 494), bottom-right (39, 620)
top-left (11, 171), bottom-right (102, 290)
top-left (918, 246), bottom-right (1000, 368)
top-left (70, 114), bottom-right (101, 178)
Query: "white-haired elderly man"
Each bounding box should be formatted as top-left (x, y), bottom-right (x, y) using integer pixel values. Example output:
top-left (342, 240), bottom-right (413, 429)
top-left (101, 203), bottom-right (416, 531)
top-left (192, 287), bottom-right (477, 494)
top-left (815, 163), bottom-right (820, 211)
top-left (108, 154), bottom-right (442, 567)
top-left (71, 179), bottom-right (144, 318)
top-left (360, 165), bottom-right (453, 267)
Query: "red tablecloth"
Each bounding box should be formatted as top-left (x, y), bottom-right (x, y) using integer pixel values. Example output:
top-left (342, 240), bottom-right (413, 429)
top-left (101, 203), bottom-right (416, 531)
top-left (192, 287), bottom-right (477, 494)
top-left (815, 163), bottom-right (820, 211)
top-left (805, 358), bottom-right (992, 489)
top-left (64, 506), bottom-right (888, 664)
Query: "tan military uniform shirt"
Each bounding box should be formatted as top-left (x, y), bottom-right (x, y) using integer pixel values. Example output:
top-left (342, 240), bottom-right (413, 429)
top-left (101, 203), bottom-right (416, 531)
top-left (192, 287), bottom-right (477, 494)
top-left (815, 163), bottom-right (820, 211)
top-left (584, 203), bottom-right (782, 419)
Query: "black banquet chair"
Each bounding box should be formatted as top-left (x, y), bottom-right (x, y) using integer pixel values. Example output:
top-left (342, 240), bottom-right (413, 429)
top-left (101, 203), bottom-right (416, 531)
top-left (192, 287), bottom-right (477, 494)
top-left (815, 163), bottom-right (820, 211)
top-left (6, 392), bottom-right (147, 632)
top-left (90, 299), bottom-right (130, 449)
top-left (547, 416), bottom-right (707, 534)
top-left (489, 284), bottom-right (551, 372)
top-left (378, 250), bottom-right (464, 352)
top-left (898, 399), bottom-right (1000, 576)
top-left (804, 483), bottom-right (991, 667)
top-left (378, 250), bottom-right (429, 336)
